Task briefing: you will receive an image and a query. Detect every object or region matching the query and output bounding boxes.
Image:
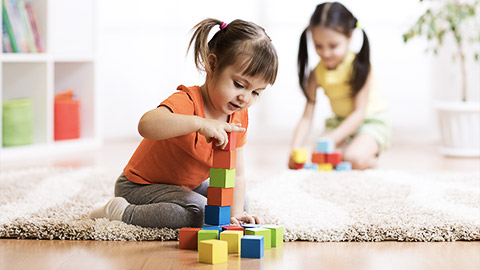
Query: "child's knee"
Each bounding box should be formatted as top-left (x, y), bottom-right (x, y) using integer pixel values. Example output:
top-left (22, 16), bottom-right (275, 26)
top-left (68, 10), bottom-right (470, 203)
top-left (343, 152), bottom-right (374, 170)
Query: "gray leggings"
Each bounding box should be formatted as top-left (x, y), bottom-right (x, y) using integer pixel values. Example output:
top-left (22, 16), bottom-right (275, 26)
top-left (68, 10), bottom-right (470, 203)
top-left (114, 173), bottom-right (209, 229)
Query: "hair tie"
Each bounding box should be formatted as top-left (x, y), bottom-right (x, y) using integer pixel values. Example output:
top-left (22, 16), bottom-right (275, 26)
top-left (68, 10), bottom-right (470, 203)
top-left (220, 22), bottom-right (228, 30)
top-left (356, 22), bottom-right (363, 30)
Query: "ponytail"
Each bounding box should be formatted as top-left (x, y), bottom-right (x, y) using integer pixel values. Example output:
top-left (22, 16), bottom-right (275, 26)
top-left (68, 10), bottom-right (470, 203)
top-left (188, 18), bottom-right (223, 74)
top-left (298, 28), bottom-right (313, 102)
top-left (350, 29), bottom-right (370, 94)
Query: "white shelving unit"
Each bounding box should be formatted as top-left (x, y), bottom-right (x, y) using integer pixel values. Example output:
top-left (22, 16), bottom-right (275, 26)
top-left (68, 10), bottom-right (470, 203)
top-left (0, 0), bottom-right (99, 161)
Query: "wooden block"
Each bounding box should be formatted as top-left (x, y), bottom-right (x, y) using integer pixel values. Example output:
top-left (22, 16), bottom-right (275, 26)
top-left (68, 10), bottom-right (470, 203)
top-left (241, 224), bottom-right (261, 229)
top-left (205, 205), bottom-right (231, 226)
top-left (201, 226), bottom-right (223, 235)
top-left (241, 235), bottom-right (264, 258)
top-left (303, 163), bottom-right (319, 170)
top-left (220, 230), bottom-right (243, 253)
top-left (263, 225), bottom-right (284, 247)
top-left (245, 228), bottom-right (271, 250)
top-left (207, 187), bottom-right (234, 206)
top-left (326, 152), bottom-right (342, 166)
top-left (221, 225), bottom-right (245, 234)
top-left (179, 227), bottom-right (201, 249)
top-left (197, 229), bottom-right (219, 250)
top-left (335, 161), bottom-right (352, 171)
top-left (209, 168), bottom-right (235, 188)
top-left (213, 150), bottom-right (236, 169)
top-left (316, 138), bottom-right (334, 153)
top-left (318, 163), bottom-right (333, 171)
top-left (198, 239), bottom-right (228, 264)
top-left (292, 162), bottom-right (304, 170)
top-left (291, 148), bottom-right (308, 164)
top-left (213, 132), bottom-right (236, 151)
top-left (311, 152), bottom-right (326, 164)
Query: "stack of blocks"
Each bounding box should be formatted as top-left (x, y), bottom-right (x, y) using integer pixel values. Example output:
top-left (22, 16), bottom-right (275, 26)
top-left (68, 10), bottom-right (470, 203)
top-left (292, 138), bottom-right (352, 171)
top-left (178, 132), bottom-right (284, 264)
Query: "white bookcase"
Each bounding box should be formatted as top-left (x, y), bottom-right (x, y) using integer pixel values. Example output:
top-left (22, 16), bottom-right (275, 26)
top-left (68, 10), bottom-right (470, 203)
top-left (0, 0), bottom-right (100, 161)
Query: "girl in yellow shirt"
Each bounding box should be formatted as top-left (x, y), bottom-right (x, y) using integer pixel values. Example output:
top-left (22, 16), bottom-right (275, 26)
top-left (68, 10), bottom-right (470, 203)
top-left (290, 2), bottom-right (391, 170)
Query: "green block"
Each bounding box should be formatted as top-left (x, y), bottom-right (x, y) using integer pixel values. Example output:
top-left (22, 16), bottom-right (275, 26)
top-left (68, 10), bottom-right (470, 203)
top-left (245, 228), bottom-right (271, 250)
top-left (263, 225), bottom-right (284, 247)
top-left (209, 168), bottom-right (235, 188)
top-left (198, 229), bottom-right (219, 250)
top-left (2, 98), bottom-right (33, 147)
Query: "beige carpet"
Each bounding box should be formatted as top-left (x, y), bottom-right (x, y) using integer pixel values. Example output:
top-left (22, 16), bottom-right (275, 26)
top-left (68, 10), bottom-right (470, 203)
top-left (1, 166), bottom-right (479, 242)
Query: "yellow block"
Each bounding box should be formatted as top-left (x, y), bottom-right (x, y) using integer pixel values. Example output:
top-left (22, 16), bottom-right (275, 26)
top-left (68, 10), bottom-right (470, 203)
top-left (318, 163), bottom-right (333, 171)
top-left (198, 240), bottom-right (228, 264)
top-left (220, 230), bottom-right (243, 253)
top-left (291, 148), bottom-right (308, 164)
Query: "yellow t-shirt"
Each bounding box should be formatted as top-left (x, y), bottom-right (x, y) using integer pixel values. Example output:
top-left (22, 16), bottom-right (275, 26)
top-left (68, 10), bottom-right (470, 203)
top-left (314, 51), bottom-right (386, 118)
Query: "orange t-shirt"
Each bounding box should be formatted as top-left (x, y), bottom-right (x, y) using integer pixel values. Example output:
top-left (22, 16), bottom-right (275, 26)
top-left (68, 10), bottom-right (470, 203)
top-left (123, 85), bottom-right (248, 190)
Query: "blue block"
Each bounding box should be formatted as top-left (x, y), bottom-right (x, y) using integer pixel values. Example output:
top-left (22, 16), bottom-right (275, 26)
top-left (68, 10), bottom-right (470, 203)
top-left (241, 235), bottom-right (264, 258)
top-left (335, 161), bottom-right (352, 171)
top-left (316, 138), bottom-right (334, 153)
top-left (303, 163), bottom-right (319, 170)
top-left (202, 226), bottom-right (223, 235)
top-left (241, 224), bottom-right (261, 229)
top-left (205, 205), bottom-right (231, 226)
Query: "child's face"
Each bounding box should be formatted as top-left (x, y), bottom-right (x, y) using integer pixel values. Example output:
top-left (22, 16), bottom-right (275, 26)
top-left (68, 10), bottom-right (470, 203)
top-left (311, 26), bottom-right (351, 70)
top-left (208, 64), bottom-right (268, 116)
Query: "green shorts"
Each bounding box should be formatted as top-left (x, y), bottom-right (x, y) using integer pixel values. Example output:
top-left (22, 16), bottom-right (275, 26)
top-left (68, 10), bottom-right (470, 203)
top-left (325, 111), bottom-right (392, 152)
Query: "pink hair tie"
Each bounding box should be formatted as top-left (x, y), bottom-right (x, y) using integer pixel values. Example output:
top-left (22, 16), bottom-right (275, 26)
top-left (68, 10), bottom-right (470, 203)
top-left (220, 22), bottom-right (228, 30)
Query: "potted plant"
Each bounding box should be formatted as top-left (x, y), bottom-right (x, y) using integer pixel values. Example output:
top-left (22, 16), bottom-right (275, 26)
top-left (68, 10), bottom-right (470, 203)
top-left (403, 0), bottom-right (480, 157)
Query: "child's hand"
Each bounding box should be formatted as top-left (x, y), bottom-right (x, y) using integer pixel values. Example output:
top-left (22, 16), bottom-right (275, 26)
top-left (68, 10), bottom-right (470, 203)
top-left (198, 119), bottom-right (245, 149)
top-left (231, 212), bottom-right (263, 226)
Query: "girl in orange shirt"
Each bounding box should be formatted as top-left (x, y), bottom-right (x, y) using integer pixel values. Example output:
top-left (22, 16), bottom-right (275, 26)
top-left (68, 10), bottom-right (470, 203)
top-left (89, 18), bottom-right (278, 228)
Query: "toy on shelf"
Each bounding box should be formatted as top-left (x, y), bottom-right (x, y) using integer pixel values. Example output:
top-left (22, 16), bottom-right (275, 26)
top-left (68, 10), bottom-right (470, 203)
top-left (292, 138), bottom-right (352, 171)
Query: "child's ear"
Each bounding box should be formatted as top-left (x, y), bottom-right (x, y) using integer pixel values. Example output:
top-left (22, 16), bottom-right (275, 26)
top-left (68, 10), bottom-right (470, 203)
top-left (207, 53), bottom-right (217, 73)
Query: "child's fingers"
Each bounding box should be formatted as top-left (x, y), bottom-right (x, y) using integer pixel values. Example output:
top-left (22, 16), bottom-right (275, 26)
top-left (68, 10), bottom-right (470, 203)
top-left (226, 123), bottom-right (245, 133)
top-left (230, 217), bottom-right (240, 226)
top-left (252, 215), bottom-right (263, 225)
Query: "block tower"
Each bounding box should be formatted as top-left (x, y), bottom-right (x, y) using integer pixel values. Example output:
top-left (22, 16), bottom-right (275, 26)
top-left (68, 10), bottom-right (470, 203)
top-left (292, 138), bottom-right (352, 171)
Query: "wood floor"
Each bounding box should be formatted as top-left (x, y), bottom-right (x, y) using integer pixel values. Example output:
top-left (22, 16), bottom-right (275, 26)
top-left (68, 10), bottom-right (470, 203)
top-left (1, 138), bottom-right (479, 270)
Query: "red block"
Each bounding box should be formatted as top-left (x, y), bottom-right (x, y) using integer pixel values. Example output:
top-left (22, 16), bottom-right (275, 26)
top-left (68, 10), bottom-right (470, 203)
top-left (207, 187), bottom-right (234, 206)
top-left (311, 152), bottom-right (326, 164)
top-left (222, 225), bottom-right (245, 234)
top-left (326, 152), bottom-right (342, 166)
top-left (213, 132), bottom-right (237, 150)
top-left (292, 163), bottom-right (304, 170)
top-left (179, 227), bottom-right (202, 249)
top-left (54, 99), bottom-right (80, 141)
top-left (213, 150), bottom-right (236, 169)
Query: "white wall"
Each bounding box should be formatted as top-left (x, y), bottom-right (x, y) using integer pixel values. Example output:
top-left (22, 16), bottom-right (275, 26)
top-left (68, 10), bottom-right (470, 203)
top-left (97, 0), bottom-right (480, 144)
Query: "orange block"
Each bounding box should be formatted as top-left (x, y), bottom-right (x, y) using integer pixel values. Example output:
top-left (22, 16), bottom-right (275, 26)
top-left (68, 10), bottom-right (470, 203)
top-left (292, 163), bottom-right (304, 170)
top-left (213, 132), bottom-right (237, 150)
top-left (207, 187), bottom-right (234, 206)
top-left (213, 150), bottom-right (236, 169)
top-left (222, 225), bottom-right (245, 234)
top-left (326, 152), bottom-right (342, 166)
top-left (311, 152), bottom-right (326, 164)
top-left (179, 227), bottom-right (202, 249)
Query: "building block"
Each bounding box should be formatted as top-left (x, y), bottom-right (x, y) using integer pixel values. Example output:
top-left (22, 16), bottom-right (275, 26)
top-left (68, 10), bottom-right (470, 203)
top-left (220, 230), bottom-right (243, 253)
top-left (213, 132), bottom-right (236, 151)
top-left (198, 229), bottom-right (219, 249)
top-left (291, 148), bottom-right (308, 164)
top-left (335, 161), bottom-right (352, 171)
top-left (207, 187), bottom-right (234, 206)
top-left (178, 227), bottom-right (201, 249)
top-left (291, 163), bottom-right (304, 170)
top-left (326, 152), bottom-right (342, 166)
top-left (222, 225), bottom-right (245, 234)
top-left (241, 224), bottom-right (261, 229)
top-left (245, 228), bottom-right (271, 250)
top-left (201, 226), bottom-right (223, 235)
top-left (316, 138), bottom-right (334, 153)
top-left (205, 205), bottom-right (231, 226)
top-left (241, 235), bottom-right (264, 258)
top-left (263, 225), bottom-right (284, 247)
top-left (303, 163), bottom-right (319, 170)
top-left (311, 152), bottom-right (326, 164)
top-left (213, 149), bottom-right (236, 169)
top-left (209, 168), bottom-right (235, 188)
top-left (318, 163), bottom-right (334, 171)
top-left (198, 239), bottom-right (228, 264)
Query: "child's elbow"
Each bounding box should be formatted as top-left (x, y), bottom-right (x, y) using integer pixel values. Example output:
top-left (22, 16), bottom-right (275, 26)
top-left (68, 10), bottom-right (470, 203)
top-left (137, 115), bottom-right (150, 138)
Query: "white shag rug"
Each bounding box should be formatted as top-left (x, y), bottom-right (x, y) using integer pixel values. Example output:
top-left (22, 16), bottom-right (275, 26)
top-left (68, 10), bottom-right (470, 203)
top-left (0, 166), bottom-right (479, 242)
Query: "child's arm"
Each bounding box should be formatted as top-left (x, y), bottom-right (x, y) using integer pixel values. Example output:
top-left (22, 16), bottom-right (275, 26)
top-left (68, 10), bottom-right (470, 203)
top-left (138, 106), bottom-right (244, 148)
top-left (323, 71), bottom-right (373, 145)
top-left (230, 147), bottom-right (262, 225)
